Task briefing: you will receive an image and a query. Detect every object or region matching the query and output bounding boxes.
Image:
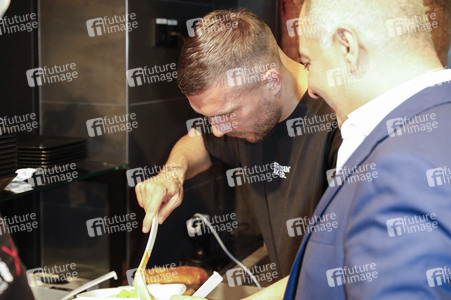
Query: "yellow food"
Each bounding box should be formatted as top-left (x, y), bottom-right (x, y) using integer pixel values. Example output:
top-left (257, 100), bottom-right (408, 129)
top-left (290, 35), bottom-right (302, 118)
top-left (112, 289), bottom-right (137, 298)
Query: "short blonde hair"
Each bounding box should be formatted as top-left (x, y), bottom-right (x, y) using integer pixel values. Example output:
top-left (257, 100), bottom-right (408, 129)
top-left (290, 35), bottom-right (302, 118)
top-left (177, 9), bottom-right (282, 96)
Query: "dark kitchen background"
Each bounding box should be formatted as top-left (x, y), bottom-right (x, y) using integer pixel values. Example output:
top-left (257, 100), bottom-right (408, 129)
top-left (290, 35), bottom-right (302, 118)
top-left (0, 0), bottom-right (280, 288)
top-left (0, 0), bottom-right (449, 296)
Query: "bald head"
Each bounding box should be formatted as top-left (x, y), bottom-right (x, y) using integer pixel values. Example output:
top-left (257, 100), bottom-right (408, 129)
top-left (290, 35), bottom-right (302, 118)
top-left (303, 0), bottom-right (435, 53)
top-left (298, 0), bottom-right (444, 126)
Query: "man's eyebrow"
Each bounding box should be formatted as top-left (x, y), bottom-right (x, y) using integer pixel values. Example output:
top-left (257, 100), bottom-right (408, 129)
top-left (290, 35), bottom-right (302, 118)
top-left (207, 98), bottom-right (239, 117)
top-left (193, 107), bottom-right (234, 118)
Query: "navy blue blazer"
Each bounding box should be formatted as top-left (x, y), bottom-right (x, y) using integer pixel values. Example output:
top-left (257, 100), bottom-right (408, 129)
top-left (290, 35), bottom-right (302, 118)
top-left (284, 82), bottom-right (451, 299)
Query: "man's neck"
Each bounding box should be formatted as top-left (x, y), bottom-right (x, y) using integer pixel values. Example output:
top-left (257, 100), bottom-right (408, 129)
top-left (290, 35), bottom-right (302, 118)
top-left (347, 58), bottom-right (444, 117)
top-left (279, 49), bottom-right (309, 99)
top-left (279, 68), bottom-right (304, 122)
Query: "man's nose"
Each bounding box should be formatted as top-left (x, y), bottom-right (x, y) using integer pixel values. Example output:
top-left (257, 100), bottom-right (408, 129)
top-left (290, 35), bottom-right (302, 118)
top-left (308, 88), bottom-right (320, 99)
top-left (211, 124), bottom-right (226, 137)
top-left (210, 118), bottom-right (234, 137)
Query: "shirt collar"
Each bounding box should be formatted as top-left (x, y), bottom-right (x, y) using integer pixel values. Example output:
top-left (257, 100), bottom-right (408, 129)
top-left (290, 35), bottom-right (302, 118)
top-left (343, 69), bottom-right (451, 137)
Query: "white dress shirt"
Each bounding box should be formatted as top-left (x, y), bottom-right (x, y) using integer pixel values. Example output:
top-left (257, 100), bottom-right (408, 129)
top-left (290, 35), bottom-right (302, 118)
top-left (336, 69), bottom-right (451, 172)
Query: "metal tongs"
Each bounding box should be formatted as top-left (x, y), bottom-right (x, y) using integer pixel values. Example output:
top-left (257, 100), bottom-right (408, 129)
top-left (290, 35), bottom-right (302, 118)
top-left (60, 271), bottom-right (118, 300)
top-left (134, 217), bottom-right (159, 300)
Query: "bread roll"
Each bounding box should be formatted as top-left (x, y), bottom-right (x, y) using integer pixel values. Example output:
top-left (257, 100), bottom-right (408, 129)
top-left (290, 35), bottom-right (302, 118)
top-left (182, 287), bottom-right (196, 296)
top-left (144, 266), bottom-right (209, 288)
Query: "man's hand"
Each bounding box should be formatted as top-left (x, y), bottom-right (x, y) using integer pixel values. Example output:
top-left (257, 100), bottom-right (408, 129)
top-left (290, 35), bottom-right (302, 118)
top-left (135, 131), bottom-right (213, 233)
top-left (242, 276), bottom-right (288, 300)
top-left (135, 166), bottom-right (184, 233)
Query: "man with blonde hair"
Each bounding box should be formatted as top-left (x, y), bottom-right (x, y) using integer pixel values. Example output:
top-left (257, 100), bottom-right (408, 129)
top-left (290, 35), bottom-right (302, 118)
top-left (283, 0), bottom-right (451, 298)
top-left (136, 8), bottom-right (341, 278)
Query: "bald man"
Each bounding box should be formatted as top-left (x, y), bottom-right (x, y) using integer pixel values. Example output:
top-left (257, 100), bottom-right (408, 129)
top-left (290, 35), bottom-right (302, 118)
top-left (283, 0), bottom-right (451, 299)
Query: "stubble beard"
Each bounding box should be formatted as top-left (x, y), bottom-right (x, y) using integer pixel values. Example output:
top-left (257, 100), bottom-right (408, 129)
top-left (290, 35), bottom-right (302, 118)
top-left (227, 98), bottom-right (282, 144)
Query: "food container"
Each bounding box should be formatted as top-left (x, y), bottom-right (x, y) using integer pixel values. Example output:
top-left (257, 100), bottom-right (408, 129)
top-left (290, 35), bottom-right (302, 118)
top-left (76, 284), bottom-right (186, 300)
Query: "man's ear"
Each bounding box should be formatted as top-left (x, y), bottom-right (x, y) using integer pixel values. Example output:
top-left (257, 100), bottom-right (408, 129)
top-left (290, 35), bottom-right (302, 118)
top-left (263, 69), bottom-right (282, 95)
top-left (334, 26), bottom-right (359, 73)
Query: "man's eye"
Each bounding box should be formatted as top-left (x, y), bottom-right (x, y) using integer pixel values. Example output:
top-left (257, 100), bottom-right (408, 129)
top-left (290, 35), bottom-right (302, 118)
top-left (301, 62), bottom-right (310, 71)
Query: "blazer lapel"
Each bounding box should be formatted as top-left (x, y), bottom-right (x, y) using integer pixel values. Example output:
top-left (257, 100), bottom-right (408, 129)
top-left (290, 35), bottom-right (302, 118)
top-left (285, 84), bottom-right (451, 299)
top-left (301, 84), bottom-right (451, 250)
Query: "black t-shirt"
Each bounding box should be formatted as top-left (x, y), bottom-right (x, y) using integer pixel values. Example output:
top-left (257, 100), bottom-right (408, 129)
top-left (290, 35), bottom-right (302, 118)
top-left (203, 92), bottom-right (342, 276)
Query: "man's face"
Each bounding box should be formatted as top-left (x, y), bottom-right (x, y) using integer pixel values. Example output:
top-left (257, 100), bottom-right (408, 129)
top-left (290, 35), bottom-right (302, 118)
top-left (187, 83), bottom-right (282, 143)
top-left (299, 34), bottom-right (349, 126)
